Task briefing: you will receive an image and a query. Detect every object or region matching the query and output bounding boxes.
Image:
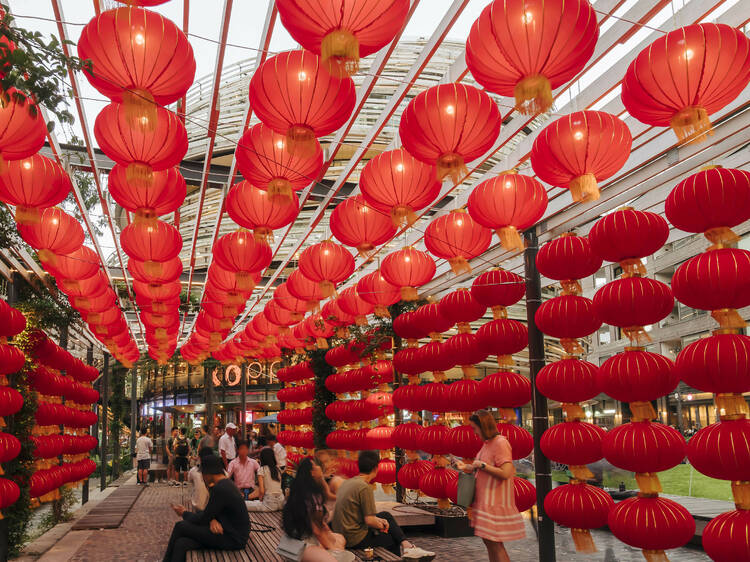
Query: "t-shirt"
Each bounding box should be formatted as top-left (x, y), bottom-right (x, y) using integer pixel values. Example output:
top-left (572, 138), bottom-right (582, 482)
top-left (183, 478), bottom-right (249, 548)
top-left (273, 442), bottom-right (287, 468)
top-left (188, 466), bottom-right (210, 510)
top-left (258, 465), bottom-right (282, 496)
top-left (175, 435), bottom-right (190, 457)
top-left (135, 436), bottom-right (152, 461)
top-left (219, 433), bottom-right (237, 460)
top-left (227, 457), bottom-right (260, 489)
top-left (331, 476), bottom-right (376, 547)
top-left (198, 434), bottom-right (215, 452)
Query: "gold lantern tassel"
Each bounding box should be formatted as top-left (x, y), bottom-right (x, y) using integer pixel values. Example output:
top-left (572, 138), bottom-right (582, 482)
top-left (320, 29), bottom-right (360, 78)
top-left (134, 209), bottom-right (158, 225)
top-left (635, 472), bottom-right (663, 494)
top-left (496, 355), bottom-right (513, 368)
top-left (491, 305), bottom-right (507, 320)
top-left (286, 125), bottom-right (317, 157)
top-left (436, 153), bottom-right (467, 184)
top-left (235, 271), bottom-right (257, 292)
top-left (642, 550), bottom-right (670, 562)
top-left (670, 106), bottom-right (712, 144)
top-left (37, 249), bottom-right (56, 266)
top-left (316, 337), bottom-right (328, 350)
top-left (143, 260), bottom-right (162, 279)
top-left (560, 338), bottom-right (583, 355)
top-left (391, 205), bottom-right (417, 228)
top-left (623, 326), bottom-right (652, 346)
top-left (560, 279), bottom-right (582, 296)
top-left (731, 481), bottom-right (750, 510)
top-left (704, 226), bottom-right (739, 249)
top-left (356, 244), bottom-right (375, 261)
top-left (373, 305), bottom-right (390, 318)
top-left (355, 315), bottom-right (367, 327)
top-left (319, 281), bottom-right (337, 298)
top-left (571, 529), bottom-right (597, 554)
top-left (460, 365), bottom-right (478, 378)
top-left (568, 173), bottom-right (600, 203)
top-left (569, 465), bottom-right (594, 481)
top-left (495, 226), bottom-right (525, 251)
top-left (629, 401), bottom-right (657, 422)
top-left (14, 205), bottom-right (40, 225)
top-left (126, 162), bottom-right (154, 186)
top-left (514, 75), bottom-right (553, 116)
top-left (122, 89), bottom-right (157, 132)
top-left (253, 228), bottom-right (274, 245)
top-left (400, 286), bottom-right (419, 301)
top-left (562, 403), bottom-right (585, 421)
top-left (447, 256), bottom-right (471, 275)
top-left (267, 178), bottom-right (294, 201)
top-left (711, 308), bottom-right (747, 330)
top-left (620, 258), bottom-right (647, 278)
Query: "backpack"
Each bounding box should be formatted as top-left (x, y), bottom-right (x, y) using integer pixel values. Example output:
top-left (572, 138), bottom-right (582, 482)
top-left (175, 436), bottom-right (189, 457)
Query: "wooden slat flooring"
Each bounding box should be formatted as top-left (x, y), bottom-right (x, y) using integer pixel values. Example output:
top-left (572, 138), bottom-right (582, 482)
top-left (72, 484), bottom-right (144, 530)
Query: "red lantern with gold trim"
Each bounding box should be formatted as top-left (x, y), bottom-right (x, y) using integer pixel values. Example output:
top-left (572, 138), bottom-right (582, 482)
top-left (496, 424), bottom-right (533, 460)
top-left (0, 88), bottom-right (47, 172)
top-left (676, 333), bottom-right (750, 394)
top-left (330, 195), bottom-right (396, 256)
top-left (476, 319), bottom-right (527, 367)
top-left (356, 271), bottom-right (400, 318)
top-left (336, 286), bottom-right (373, 326)
top-left (298, 241), bottom-right (355, 298)
top-left (540, 421), bottom-right (605, 467)
top-left (439, 289), bottom-right (486, 330)
top-left (471, 269), bottom-right (525, 319)
top-left (226, 181), bottom-right (298, 242)
top-left (536, 234), bottom-right (602, 295)
top-left (598, 350), bottom-right (677, 404)
top-left (108, 164), bottom-right (185, 219)
top-left (703, 510), bottom-right (750, 562)
top-left (397, 460), bottom-right (433, 490)
top-left (536, 359), bottom-right (599, 403)
top-left (17, 208), bottom-right (84, 261)
top-left (424, 211), bottom-right (491, 275)
top-left (121, 219), bottom-right (182, 276)
top-left (213, 230), bottom-right (272, 277)
top-left (544, 482), bottom-right (614, 553)
top-left (535, 295), bottom-right (601, 353)
top-left (447, 425), bottom-right (482, 459)
top-left (0, 154), bottom-right (71, 225)
top-left (381, 247), bottom-right (435, 301)
top-left (480, 372), bottom-right (531, 408)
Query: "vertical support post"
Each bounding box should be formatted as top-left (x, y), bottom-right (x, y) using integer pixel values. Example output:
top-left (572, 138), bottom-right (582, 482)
top-left (130, 366), bottom-right (138, 458)
top-left (187, 364), bottom-right (191, 404)
top-left (204, 362), bottom-right (215, 432)
top-left (524, 230), bottom-right (555, 562)
top-left (240, 363), bottom-right (247, 441)
top-left (83, 345), bottom-right (94, 505)
top-left (6, 270), bottom-right (21, 305)
top-left (162, 365), bottom-right (167, 434)
top-left (53, 326), bottom-right (69, 520)
top-left (100, 353), bottom-right (110, 491)
top-left (392, 326), bottom-right (405, 504)
top-left (173, 359), bottom-right (178, 407)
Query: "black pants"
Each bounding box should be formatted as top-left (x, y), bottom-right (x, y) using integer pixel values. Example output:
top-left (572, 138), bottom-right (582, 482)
top-left (163, 520), bottom-right (243, 562)
top-left (352, 511), bottom-right (406, 556)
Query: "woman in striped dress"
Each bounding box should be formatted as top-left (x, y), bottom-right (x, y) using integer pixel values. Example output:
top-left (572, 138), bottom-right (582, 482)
top-left (456, 410), bottom-right (525, 562)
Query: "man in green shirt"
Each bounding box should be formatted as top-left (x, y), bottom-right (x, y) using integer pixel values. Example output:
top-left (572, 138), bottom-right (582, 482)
top-left (332, 451), bottom-right (435, 559)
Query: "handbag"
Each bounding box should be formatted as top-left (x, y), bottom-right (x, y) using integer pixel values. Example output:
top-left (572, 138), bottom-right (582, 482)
top-left (276, 534), bottom-right (307, 562)
top-left (456, 471), bottom-right (476, 508)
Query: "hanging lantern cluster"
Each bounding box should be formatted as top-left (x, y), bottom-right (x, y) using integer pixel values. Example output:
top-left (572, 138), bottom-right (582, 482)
top-left (534, 233), bottom-right (611, 552)
top-left (276, 361), bottom-right (315, 465)
top-left (664, 167), bottom-right (750, 561)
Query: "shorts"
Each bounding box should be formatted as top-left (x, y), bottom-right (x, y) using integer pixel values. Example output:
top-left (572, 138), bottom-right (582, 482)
top-left (174, 456), bottom-right (189, 472)
top-left (137, 459), bottom-right (151, 470)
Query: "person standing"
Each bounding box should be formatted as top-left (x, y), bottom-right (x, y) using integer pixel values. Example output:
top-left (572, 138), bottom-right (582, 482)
top-left (197, 424), bottom-right (215, 451)
top-left (226, 441), bottom-right (260, 500)
top-left (135, 429), bottom-right (153, 486)
top-left (174, 427), bottom-right (191, 487)
top-left (218, 423), bottom-right (237, 469)
top-left (456, 410), bottom-right (525, 562)
top-left (167, 427), bottom-right (179, 486)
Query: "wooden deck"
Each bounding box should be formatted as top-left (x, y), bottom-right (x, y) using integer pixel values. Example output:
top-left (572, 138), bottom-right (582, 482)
top-left (71, 483), bottom-right (144, 530)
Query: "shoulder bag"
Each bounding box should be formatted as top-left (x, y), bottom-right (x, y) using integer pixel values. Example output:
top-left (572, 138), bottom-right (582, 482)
top-left (276, 534), bottom-right (306, 561)
top-left (456, 470), bottom-right (476, 508)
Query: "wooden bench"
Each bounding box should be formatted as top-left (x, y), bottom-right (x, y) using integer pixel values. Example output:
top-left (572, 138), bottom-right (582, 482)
top-left (187, 511), bottom-right (401, 561)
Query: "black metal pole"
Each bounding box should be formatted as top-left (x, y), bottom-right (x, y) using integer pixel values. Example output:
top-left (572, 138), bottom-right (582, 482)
top-left (240, 363), bottom-right (247, 441)
top-left (187, 363), bottom-right (191, 404)
top-left (130, 366), bottom-right (137, 458)
top-left (524, 230), bottom-right (555, 562)
top-left (173, 360), bottom-right (178, 408)
top-left (53, 326), bottom-right (69, 520)
top-left (83, 346), bottom-right (94, 505)
top-left (100, 353), bottom-right (110, 491)
top-left (391, 327), bottom-right (405, 504)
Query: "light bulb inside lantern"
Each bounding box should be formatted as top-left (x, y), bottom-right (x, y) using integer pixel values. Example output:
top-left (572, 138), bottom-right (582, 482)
top-left (276, 140), bottom-right (284, 149)
top-left (134, 33), bottom-right (145, 46)
top-left (404, 256), bottom-right (410, 262)
top-left (574, 131), bottom-right (584, 140)
top-left (298, 71), bottom-right (307, 81)
top-left (323, 249), bottom-right (329, 255)
top-left (445, 105), bottom-right (455, 115)
top-left (456, 218), bottom-right (463, 226)
top-left (395, 163), bottom-right (404, 172)
top-left (684, 48), bottom-right (694, 60)
top-left (505, 181), bottom-right (513, 189)
top-left (22, 161), bottom-right (32, 170)
top-left (521, 11), bottom-right (533, 24)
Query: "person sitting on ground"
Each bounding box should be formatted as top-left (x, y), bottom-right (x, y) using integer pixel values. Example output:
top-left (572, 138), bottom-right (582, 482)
top-left (332, 451), bottom-right (435, 560)
top-left (226, 440), bottom-right (260, 500)
top-left (174, 427), bottom-right (191, 487)
top-left (135, 429), bottom-right (153, 486)
top-left (163, 453), bottom-right (249, 562)
top-left (187, 447), bottom-right (214, 511)
top-left (281, 457), bottom-right (353, 562)
top-left (315, 449), bottom-right (346, 495)
top-left (167, 427), bottom-right (179, 486)
top-left (246, 447), bottom-right (284, 512)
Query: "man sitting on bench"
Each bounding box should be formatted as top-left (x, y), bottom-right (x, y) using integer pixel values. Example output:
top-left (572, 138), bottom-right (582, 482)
top-left (163, 453), bottom-right (249, 562)
top-left (332, 450), bottom-right (435, 560)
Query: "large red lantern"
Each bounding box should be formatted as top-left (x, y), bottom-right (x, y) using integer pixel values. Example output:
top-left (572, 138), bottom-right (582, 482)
top-left (391, 422), bottom-right (423, 451)
top-left (447, 425), bottom-right (482, 459)
top-left (703, 510), bottom-right (750, 562)
top-left (495, 424), bottom-right (533, 460)
top-left (480, 372), bottom-right (531, 409)
top-left (536, 359), bottom-right (599, 404)
top-left (443, 333), bottom-right (488, 377)
top-left (0, 89), bottom-right (47, 172)
top-left (129, 256), bottom-right (183, 285)
top-left (380, 247), bottom-right (435, 301)
top-left (513, 477), bottom-right (536, 512)
top-left (226, 180), bottom-right (298, 242)
top-left (471, 269), bottom-right (525, 318)
top-left (598, 350), bottom-right (677, 406)
top-left (621, 23), bottom-right (750, 143)
top-left (544, 482), bottom-right (614, 553)
top-left (276, 0), bottom-right (409, 76)
top-left (419, 467), bottom-right (458, 508)
top-left (336, 287), bottom-right (373, 326)
top-left (531, 110), bottom-right (632, 202)
top-left (665, 167), bottom-right (750, 246)
top-left (17, 208), bottom-right (84, 260)
top-left (236, 123), bottom-right (323, 199)
top-left (536, 234), bottom-right (602, 295)
top-left (107, 164), bottom-right (186, 219)
top-left (287, 269), bottom-right (324, 310)
top-left (676, 333), bottom-right (750, 394)
top-left (213, 230), bottom-right (272, 277)
top-left (686, 419), bottom-right (750, 483)
top-left (424, 210), bottom-right (491, 275)
top-left (540, 421), bottom-right (605, 468)
top-left (397, 460), bottom-right (433, 490)
top-left (465, 0), bottom-right (598, 115)
top-left (359, 148), bottom-right (441, 227)
top-left (0, 155), bottom-right (71, 225)
top-left (411, 303), bottom-right (452, 341)
top-left (356, 271), bottom-right (400, 317)
top-left (248, 50), bottom-right (356, 152)
top-left (298, 241), bottom-right (355, 297)
top-left (439, 289), bottom-right (486, 330)
top-left (120, 219), bottom-right (182, 275)
top-left (330, 195), bottom-right (396, 256)
top-left (534, 295), bottom-right (601, 353)
top-left (467, 172), bottom-right (548, 250)
top-left (476, 319), bottom-right (527, 367)
top-left (444, 379), bottom-right (484, 413)
top-left (399, 84), bottom-right (501, 183)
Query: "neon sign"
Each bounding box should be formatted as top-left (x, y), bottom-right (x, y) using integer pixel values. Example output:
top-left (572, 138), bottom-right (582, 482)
top-left (211, 362), bottom-right (278, 386)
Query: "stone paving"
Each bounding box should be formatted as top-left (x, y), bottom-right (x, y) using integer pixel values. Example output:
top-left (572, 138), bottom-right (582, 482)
top-left (53, 481), bottom-right (710, 562)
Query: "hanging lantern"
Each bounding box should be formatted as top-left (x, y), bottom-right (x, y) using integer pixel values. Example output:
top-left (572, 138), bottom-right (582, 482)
top-left (476, 319), bottom-right (527, 367)
top-left (480, 372), bottom-right (531, 409)
top-left (535, 295), bottom-right (602, 354)
top-left (439, 289), bottom-right (486, 332)
top-left (380, 247), bottom-right (435, 301)
top-left (213, 230), bottom-right (273, 280)
top-left (336, 287), bottom-right (374, 326)
top-left (471, 268), bottom-right (525, 319)
top-left (120, 219), bottom-right (182, 277)
top-left (108, 164), bottom-right (186, 220)
top-left (676, 333), bottom-right (750, 394)
top-left (330, 195), bottom-right (396, 257)
top-left (465, 0), bottom-right (598, 115)
top-left (686, 419), bottom-right (750, 487)
top-left (423, 210), bottom-right (491, 275)
top-left (419, 467), bottom-right (458, 509)
top-left (544, 482), bottom-right (614, 553)
top-left (671, 248), bottom-right (750, 330)
top-left (467, 172), bottom-right (548, 250)
top-left (129, 256), bottom-right (183, 285)
top-left (495, 423), bottom-right (533, 459)
top-left (540, 421), bottom-right (605, 476)
top-left (275, 0), bottom-right (410, 76)
top-left (359, 148), bottom-right (441, 227)
top-left (531, 110), bottom-right (632, 202)
top-left (598, 350), bottom-right (677, 409)
top-left (443, 333), bottom-right (488, 378)
top-left (417, 341), bottom-right (454, 380)
top-left (287, 269), bottom-right (324, 310)
top-left (445, 379), bottom-right (484, 413)
top-left (665, 167), bottom-right (750, 247)
top-left (298, 240), bottom-right (355, 297)
top-left (411, 303), bottom-right (452, 342)
top-left (236, 123), bottom-right (323, 199)
top-left (226, 180), bottom-right (298, 242)
top-left (536, 359), bottom-right (599, 404)
top-left (41, 246), bottom-right (100, 282)
top-left (0, 154), bottom-right (71, 225)
top-left (392, 422), bottom-right (423, 451)
top-left (399, 84), bottom-right (501, 183)
top-left (273, 281), bottom-right (311, 317)
top-left (703, 510), bottom-right (750, 562)
top-left (248, 50), bottom-right (356, 153)
top-left (514, 477), bottom-right (537, 512)
top-left (447, 425), bottom-right (482, 459)
top-left (536, 234), bottom-right (602, 295)
top-left (0, 88), bottom-right (47, 172)
top-left (621, 23), bottom-right (750, 143)
top-left (397, 460), bottom-right (433, 490)
top-left (17, 208), bottom-right (84, 262)
top-left (356, 271), bottom-right (400, 317)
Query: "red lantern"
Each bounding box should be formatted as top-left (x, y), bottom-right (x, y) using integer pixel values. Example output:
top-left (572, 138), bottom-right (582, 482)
top-left (392, 311), bottom-right (426, 344)
top-left (445, 379), bottom-right (484, 413)
top-left (443, 333), bottom-right (488, 376)
top-left (536, 234), bottom-right (602, 294)
top-left (274, 282), bottom-right (310, 317)
top-left (129, 256), bottom-right (183, 285)
top-left (108, 164), bottom-right (185, 218)
top-left (226, 181), bottom-right (298, 242)
top-left (94, 102), bottom-right (188, 184)
top-left (399, 84), bottom-right (501, 183)
top-left (531, 110), bottom-right (632, 202)
top-left (467, 172), bottom-right (548, 250)
top-left (0, 386), bottom-right (23, 415)
top-left (439, 289), bottom-right (486, 330)
top-left (465, 0), bottom-right (598, 115)
top-left (392, 422), bottom-right (423, 451)
top-left (330, 195), bottom-right (396, 256)
top-left (213, 230), bottom-right (272, 277)
top-left (336, 287), bottom-right (373, 326)
top-left (17, 207), bottom-right (83, 260)
top-left (686, 419), bottom-right (750, 483)
top-left (413, 383), bottom-right (451, 414)
top-left (476, 319), bottom-right (527, 367)
top-left (380, 247), bottom-right (435, 301)
top-left (411, 303), bottom-right (452, 341)
top-left (588, 209), bottom-right (669, 272)
top-left (471, 269), bottom-right (525, 319)
top-left (275, 0), bottom-right (409, 76)
top-left (0, 432), bottom-right (20, 463)
top-left (236, 123), bottom-right (323, 199)
top-left (496, 423), bottom-right (533, 460)
top-left (416, 341), bottom-right (454, 377)
top-left (535, 295), bottom-right (601, 352)
top-left (391, 348), bottom-right (422, 378)
top-left (0, 300), bottom-right (25, 339)
top-left (42, 246), bottom-right (100, 281)
top-left (397, 460), bottom-right (433, 490)
top-left (480, 372), bottom-right (531, 408)
top-left (676, 333), bottom-right (750, 394)
top-left (120, 219), bottom-right (182, 274)
top-left (298, 241), bottom-right (355, 297)
top-left (622, 23), bottom-right (750, 143)
top-left (536, 359), bottom-right (599, 403)
top-left (671, 248), bottom-right (750, 329)
top-left (665, 167), bottom-right (750, 246)
top-left (0, 154), bottom-right (71, 225)
top-left (374, 459), bottom-right (397, 486)
top-left (248, 50), bottom-right (355, 151)
top-left (598, 350), bottom-right (677, 404)
top-left (418, 467), bottom-right (458, 507)
top-left (0, 89), bottom-right (47, 172)
top-left (287, 270), bottom-right (324, 310)
top-left (359, 148), bottom-right (441, 227)
top-left (447, 425), bottom-right (482, 459)
top-left (703, 510), bottom-right (750, 562)
top-left (608, 496), bottom-right (695, 558)
top-left (0, 477), bottom-right (19, 511)
top-left (513, 477), bottom-right (536, 512)
top-left (540, 421), bottom-right (605, 467)
top-left (356, 271), bottom-right (400, 317)
top-left (544, 482), bottom-right (614, 553)
top-left (424, 211), bottom-right (491, 275)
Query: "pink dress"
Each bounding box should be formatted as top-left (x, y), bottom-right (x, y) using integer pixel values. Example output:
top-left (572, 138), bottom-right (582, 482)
top-left (471, 435), bottom-right (525, 542)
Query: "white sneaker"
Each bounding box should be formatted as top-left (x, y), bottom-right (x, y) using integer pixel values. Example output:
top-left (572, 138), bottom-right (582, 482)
top-left (402, 546), bottom-right (436, 561)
